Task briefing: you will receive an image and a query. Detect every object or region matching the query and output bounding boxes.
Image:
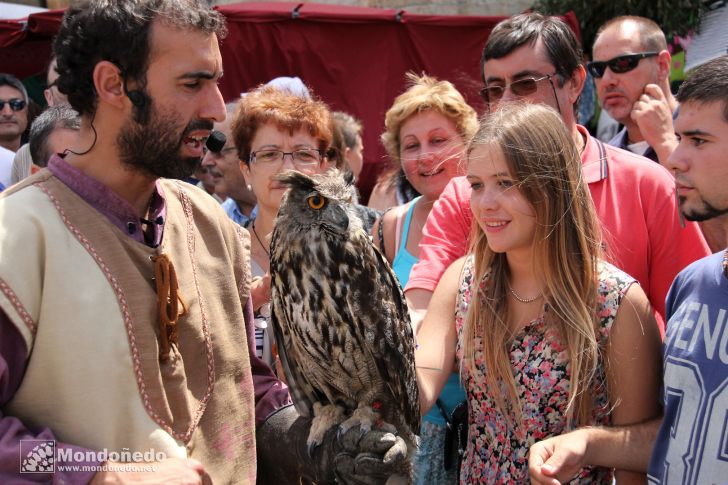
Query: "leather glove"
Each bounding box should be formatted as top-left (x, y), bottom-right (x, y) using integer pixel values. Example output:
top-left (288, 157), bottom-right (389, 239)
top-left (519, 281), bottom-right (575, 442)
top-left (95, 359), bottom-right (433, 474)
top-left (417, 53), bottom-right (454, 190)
top-left (256, 404), bottom-right (409, 484)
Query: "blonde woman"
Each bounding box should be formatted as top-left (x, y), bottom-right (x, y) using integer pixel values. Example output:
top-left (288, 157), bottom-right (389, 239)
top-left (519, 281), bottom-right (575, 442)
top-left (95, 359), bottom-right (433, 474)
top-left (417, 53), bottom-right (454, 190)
top-left (372, 73), bottom-right (477, 484)
top-left (374, 73), bottom-right (477, 290)
top-left (416, 103), bottom-right (662, 483)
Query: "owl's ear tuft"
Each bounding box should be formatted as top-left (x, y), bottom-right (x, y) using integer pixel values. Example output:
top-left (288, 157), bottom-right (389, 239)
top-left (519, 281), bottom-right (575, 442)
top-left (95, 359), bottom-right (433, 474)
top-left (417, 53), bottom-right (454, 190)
top-left (342, 170), bottom-right (355, 186)
top-left (273, 170), bottom-right (317, 192)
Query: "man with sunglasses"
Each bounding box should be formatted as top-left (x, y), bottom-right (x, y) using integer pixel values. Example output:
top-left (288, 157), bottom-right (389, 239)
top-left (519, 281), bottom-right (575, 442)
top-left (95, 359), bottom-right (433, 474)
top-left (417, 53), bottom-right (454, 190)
top-left (0, 73), bottom-right (29, 154)
top-left (201, 103), bottom-right (258, 226)
top-left (8, 58), bottom-right (73, 186)
top-left (590, 16), bottom-right (678, 166)
top-left (405, 13), bottom-right (709, 335)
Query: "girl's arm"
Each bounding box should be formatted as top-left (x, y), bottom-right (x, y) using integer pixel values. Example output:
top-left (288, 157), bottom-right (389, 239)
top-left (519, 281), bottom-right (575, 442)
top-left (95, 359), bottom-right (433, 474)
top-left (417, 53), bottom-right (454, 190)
top-left (415, 256), bottom-right (466, 416)
top-left (605, 283), bottom-right (663, 484)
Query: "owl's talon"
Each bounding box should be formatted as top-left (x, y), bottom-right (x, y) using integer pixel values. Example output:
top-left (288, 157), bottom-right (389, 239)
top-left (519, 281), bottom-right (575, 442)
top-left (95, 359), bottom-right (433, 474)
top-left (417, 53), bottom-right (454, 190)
top-left (336, 425), bottom-right (344, 443)
top-left (306, 439), bottom-right (321, 459)
top-left (308, 403), bottom-right (346, 458)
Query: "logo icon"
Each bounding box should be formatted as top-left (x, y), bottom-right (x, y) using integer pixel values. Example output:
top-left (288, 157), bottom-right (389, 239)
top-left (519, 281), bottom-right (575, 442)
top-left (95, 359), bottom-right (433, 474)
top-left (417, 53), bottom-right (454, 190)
top-left (20, 440), bottom-right (55, 473)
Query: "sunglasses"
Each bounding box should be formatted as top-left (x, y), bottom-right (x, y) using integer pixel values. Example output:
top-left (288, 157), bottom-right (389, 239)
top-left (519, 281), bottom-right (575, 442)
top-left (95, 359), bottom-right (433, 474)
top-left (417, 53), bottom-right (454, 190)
top-left (0, 98), bottom-right (26, 111)
top-left (479, 74), bottom-right (557, 105)
top-left (587, 52), bottom-right (659, 78)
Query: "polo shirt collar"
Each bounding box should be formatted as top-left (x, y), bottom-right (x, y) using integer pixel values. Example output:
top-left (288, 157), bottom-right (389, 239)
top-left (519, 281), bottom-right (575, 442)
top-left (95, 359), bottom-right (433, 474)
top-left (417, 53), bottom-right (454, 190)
top-left (578, 124), bottom-right (609, 184)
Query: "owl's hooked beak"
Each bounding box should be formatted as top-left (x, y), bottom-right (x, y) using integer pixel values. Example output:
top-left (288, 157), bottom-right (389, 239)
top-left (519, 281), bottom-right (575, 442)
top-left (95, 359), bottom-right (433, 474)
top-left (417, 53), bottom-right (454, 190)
top-left (322, 204), bottom-right (349, 234)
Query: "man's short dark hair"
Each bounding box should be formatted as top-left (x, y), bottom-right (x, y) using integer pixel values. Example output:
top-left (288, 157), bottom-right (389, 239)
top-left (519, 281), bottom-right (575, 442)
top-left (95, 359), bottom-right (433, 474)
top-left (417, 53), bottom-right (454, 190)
top-left (482, 13), bottom-right (583, 87)
top-left (677, 56), bottom-right (728, 123)
top-left (53, 0), bottom-right (227, 118)
top-left (0, 73), bottom-right (29, 102)
top-left (29, 104), bottom-right (81, 167)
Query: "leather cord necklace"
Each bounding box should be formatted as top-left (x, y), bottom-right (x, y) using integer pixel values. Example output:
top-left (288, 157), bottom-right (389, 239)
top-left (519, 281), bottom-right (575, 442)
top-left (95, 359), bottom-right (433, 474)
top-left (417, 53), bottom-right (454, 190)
top-left (251, 219), bottom-right (270, 257)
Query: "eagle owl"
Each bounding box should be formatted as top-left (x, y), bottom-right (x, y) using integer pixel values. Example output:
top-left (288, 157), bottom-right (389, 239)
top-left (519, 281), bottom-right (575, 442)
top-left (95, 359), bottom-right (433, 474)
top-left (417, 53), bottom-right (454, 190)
top-left (269, 170), bottom-right (420, 475)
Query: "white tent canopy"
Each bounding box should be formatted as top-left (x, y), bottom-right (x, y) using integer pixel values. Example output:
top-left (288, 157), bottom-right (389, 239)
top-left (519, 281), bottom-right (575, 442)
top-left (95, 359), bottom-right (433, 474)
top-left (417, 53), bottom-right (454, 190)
top-left (0, 2), bottom-right (47, 21)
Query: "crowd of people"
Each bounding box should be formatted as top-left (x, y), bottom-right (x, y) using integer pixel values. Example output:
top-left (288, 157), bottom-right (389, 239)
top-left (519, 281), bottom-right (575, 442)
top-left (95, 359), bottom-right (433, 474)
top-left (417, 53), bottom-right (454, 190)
top-left (0, 0), bottom-right (726, 484)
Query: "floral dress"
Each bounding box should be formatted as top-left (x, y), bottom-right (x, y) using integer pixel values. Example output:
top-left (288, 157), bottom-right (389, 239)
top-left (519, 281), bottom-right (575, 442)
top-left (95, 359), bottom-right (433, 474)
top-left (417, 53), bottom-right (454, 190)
top-left (455, 256), bottom-right (635, 484)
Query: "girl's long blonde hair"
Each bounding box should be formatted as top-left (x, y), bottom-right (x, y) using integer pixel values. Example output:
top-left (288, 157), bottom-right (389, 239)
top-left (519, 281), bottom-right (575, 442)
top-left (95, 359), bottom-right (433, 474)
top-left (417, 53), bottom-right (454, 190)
top-left (461, 103), bottom-right (602, 429)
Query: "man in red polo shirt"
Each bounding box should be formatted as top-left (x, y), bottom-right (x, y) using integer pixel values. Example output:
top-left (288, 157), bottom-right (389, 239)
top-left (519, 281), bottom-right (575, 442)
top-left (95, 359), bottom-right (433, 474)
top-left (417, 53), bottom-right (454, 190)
top-left (405, 13), bottom-right (710, 334)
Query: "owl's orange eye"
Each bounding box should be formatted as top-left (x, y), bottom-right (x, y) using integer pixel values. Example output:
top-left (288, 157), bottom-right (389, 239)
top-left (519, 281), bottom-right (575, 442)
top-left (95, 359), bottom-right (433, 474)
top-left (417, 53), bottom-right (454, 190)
top-left (307, 194), bottom-right (326, 210)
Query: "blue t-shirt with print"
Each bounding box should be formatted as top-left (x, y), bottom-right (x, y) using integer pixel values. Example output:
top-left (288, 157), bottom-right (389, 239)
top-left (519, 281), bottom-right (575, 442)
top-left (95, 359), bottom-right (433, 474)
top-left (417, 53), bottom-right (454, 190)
top-left (648, 251), bottom-right (728, 484)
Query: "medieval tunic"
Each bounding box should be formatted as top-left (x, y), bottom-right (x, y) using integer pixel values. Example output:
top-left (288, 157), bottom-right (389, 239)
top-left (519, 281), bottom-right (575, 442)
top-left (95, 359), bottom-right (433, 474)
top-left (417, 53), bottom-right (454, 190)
top-left (0, 156), bottom-right (290, 483)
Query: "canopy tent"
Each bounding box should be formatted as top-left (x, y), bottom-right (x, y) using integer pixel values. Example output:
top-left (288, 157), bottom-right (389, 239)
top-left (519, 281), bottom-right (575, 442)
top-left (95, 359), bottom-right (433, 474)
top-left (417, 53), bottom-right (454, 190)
top-left (0, 3), bottom-right (579, 197)
top-left (0, 3), bottom-right (47, 20)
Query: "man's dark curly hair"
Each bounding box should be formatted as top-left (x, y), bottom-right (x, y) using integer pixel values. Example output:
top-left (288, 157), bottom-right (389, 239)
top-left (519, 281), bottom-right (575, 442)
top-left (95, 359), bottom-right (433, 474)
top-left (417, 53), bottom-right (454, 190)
top-left (53, 0), bottom-right (226, 118)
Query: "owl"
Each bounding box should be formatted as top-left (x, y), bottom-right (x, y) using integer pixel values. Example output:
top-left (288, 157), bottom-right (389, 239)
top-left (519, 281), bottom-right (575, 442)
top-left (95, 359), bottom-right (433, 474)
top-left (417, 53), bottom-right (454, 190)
top-left (269, 169), bottom-right (420, 474)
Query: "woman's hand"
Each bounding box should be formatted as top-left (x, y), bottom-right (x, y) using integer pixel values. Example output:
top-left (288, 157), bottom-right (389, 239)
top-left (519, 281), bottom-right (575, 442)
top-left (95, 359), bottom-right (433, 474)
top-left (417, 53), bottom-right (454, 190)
top-left (251, 274), bottom-right (271, 313)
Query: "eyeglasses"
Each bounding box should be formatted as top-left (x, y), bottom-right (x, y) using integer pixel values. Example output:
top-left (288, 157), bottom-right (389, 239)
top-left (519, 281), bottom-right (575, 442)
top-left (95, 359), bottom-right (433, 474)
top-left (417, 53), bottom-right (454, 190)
top-left (249, 149), bottom-right (323, 168)
top-left (479, 74), bottom-right (558, 105)
top-left (586, 52), bottom-right (659, 78)
top-left (0, 98), bottom-right (26, 111)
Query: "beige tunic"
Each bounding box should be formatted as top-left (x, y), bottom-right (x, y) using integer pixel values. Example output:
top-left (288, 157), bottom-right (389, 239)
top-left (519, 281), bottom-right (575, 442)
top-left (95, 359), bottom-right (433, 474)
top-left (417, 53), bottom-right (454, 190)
top-left (0, 170), bottom-right (256, 483)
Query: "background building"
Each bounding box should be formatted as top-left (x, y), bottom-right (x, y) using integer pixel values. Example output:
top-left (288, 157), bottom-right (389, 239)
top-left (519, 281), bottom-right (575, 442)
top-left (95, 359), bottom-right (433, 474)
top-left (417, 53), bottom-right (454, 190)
top-left (1, 0), bottom-right (532, 16)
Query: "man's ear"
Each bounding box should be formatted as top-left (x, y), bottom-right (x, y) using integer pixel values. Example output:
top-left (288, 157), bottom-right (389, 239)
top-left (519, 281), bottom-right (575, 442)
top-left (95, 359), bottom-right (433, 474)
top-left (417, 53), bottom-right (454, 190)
top-left (93, 61), bottom-right (126, 109)
top-left (656, 50), bottom-right (672, 83)
top-left (566, 65), bottom-right (587, 106)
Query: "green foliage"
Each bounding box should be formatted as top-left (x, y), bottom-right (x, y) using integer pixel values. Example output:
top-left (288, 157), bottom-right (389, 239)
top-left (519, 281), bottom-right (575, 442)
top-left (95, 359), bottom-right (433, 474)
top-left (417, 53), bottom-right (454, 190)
top-left (532, 0), bottom-right (711, 56)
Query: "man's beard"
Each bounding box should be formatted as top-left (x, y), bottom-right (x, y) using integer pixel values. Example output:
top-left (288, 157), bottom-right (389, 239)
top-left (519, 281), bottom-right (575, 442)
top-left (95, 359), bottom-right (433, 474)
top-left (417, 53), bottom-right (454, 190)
top-left (118, 100), bottom-right (212, 179)
top-left (680, 196), bottom-right (728, 222)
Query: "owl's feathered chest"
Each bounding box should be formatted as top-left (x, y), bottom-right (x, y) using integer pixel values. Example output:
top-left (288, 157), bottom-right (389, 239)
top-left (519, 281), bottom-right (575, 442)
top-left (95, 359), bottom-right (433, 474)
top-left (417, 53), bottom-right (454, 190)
top-left (272, 229), bottom-right (372, 328)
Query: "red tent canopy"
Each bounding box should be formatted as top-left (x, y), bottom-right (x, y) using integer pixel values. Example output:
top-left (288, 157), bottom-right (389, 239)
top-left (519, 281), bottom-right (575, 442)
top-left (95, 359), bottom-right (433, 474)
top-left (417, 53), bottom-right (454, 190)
top-left (0, 3), bottom-right (579, 197)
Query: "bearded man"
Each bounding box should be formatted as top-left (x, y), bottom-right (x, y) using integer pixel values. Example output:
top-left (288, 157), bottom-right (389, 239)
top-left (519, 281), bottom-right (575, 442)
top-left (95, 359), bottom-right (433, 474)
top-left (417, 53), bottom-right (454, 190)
top-left (0, 1), bottom-right (408, 483)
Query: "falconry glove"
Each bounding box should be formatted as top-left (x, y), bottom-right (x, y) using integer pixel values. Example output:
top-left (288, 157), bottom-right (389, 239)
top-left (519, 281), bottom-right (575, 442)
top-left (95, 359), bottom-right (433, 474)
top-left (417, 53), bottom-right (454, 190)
top-left (256, 404), bottom-right (409, 484)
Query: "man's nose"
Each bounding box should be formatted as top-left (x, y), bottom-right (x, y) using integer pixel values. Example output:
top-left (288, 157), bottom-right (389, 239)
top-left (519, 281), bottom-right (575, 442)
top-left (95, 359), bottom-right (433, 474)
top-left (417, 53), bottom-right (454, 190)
top-left (500, 86), bottom-right (519, 103)
top-left (200, 85), bottom-right (226, 124)
top-left (600, 68), bottom-right (619, 87)
top-left (666, 144), bottom-right (687, 173)
top-left (201, 151), bottom-right (217, 169)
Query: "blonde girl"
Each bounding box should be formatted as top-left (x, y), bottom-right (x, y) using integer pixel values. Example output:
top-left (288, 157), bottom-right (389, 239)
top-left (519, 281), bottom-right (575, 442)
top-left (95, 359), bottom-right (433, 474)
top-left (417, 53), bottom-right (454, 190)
top-left (416, 103), bottom-right (662, 483)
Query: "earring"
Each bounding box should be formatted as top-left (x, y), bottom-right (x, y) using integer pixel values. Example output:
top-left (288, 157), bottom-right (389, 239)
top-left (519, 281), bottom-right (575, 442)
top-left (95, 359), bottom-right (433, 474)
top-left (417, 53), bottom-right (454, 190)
top-left (246, 184), bottom-right (253, 191)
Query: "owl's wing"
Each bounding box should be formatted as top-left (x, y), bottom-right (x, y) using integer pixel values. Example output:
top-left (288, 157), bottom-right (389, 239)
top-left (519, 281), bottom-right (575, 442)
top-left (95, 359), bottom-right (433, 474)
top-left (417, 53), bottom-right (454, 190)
top-left (269, 234), bottom-right (325, 419)
top-left (346, 229), bottom-right (421, 434)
